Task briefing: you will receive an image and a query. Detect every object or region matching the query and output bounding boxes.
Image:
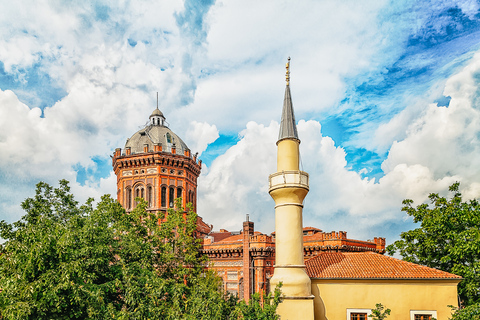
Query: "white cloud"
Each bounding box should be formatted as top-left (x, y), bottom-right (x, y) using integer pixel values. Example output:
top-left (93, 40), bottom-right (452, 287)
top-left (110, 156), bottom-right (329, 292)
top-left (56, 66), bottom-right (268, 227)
top-left (198, 58), bottom-right (480, 239)
top-left (185, 121), bottom-right (219, 156)
top-left (1, 0), bottom-right (480, 247)
top-left (197, 121), bottom-right (277, 232)
top-left (382, 53), bottom-right (480, 189)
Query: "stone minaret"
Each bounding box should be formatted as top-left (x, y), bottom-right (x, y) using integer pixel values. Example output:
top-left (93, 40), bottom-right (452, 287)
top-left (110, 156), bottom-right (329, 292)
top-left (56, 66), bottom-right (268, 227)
top-left (269, 58), bottom-right (314, 319)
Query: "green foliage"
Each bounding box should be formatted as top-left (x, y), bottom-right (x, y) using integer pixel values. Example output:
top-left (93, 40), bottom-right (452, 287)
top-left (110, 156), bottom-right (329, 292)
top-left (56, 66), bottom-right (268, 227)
top-left (0, 180), bottom-right (279, 319)
top-left (233, 283), bottom-right (282, 320)
top-left (0, 180), bottom-right (121, 319)
top-left (369, 303), bottom-right (391, 320)
top-left (386, 183), bottom-right (480, 306)
top-left (449, 303), bottom-right (480, 320)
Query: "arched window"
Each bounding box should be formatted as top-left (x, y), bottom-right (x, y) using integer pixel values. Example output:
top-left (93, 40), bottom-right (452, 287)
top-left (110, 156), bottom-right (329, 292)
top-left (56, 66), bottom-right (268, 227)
top-left (169, 187), bottom-right (175, 208)
top-left (192, 189), bottom-right (196, 208)
top-left (176, 187), bottom-right (182, 201)
top-left (134, 185), bottom-right (145, 208)
top-left (161, 186), bottom-right (166, 207)
top-left (126, 187), bottom-right (132, 210)
top-left (147, 185), bottom-right (153, 208)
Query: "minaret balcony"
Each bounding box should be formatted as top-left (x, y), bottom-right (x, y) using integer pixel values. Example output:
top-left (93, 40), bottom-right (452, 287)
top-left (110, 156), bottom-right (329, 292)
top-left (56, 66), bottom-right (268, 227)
top-left (268, 170), bottom-right (309, 192)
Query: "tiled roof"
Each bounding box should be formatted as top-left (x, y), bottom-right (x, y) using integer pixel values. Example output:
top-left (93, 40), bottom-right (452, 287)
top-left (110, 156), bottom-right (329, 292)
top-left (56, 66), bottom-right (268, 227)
top-left (305, 252), bottom-right (461, 280)
top-left (209, 232), bottom-right (235, 243)
top-left (216, 234), bottom-right (244, 243)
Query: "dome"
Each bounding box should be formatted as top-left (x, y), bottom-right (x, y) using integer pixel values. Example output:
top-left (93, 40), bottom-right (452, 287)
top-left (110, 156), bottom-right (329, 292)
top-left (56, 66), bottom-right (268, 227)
top-left (125, 125), bottom-right (189, 155)
top-left (125, 108), bottom-right (189, 155)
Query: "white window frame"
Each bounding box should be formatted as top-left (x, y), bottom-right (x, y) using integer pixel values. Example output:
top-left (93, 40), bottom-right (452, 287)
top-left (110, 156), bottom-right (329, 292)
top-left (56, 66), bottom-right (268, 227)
top-left (410, 310), bottom-right (437, 320)
top-left (347, 309), bottom-right (372, 320)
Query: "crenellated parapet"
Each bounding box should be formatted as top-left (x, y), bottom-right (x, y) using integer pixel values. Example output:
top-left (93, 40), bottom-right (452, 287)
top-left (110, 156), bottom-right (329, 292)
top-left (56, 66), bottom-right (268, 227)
top-left (112, 107), bottom-right (203, 215)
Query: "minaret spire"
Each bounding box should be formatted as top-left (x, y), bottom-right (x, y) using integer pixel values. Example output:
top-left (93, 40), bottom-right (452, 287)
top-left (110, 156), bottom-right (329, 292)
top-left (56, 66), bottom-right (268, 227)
top-left (278, 57), bottom-right (299, 144)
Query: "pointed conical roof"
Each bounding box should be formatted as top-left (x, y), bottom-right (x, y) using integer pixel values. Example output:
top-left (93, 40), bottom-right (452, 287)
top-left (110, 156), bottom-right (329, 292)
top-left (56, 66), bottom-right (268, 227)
top-left (277, 83), bottom-right (299, 143)
top-left (150, 107), bottom-right (164, 118)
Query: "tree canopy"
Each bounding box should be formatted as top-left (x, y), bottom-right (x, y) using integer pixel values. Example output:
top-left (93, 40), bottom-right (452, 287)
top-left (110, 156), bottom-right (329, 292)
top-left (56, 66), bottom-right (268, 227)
top-left (387, 182), bottom-right (480, 307)
top-left (0, 180), bottom-right (280, 319)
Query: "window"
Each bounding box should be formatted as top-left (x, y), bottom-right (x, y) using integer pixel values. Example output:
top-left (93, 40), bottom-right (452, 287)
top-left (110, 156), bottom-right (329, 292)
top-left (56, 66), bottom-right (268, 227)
top-left (350, 313), bottom-right (367, 320)
top-left (169, 187), bottom-right (174, 208)
top-left (415, 316), bottom-right (431, 320)
top-left (177, 187), bottom-right (182, 200)
top-left (126, 187), bottom-right (132, 210)
top-left (347, 309), bottom-right (371, 320)
top-left (161, 186), bottom-right (166, 207)
top-left (147, 186), bottom-right (153, 208)
top-left (410, 311), bottom-right (436, 320)
top-left (166, 133), bottom-right (172, 144)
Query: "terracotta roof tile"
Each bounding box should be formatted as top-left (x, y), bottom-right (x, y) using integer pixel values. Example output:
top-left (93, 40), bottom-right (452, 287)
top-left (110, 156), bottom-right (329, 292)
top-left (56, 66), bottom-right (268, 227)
top-left (305, 252), bottom-right (461, 280)
top-left (209, 232), bottom-right (235, 243)
top-left (216, 234), bottom-right (244, 243)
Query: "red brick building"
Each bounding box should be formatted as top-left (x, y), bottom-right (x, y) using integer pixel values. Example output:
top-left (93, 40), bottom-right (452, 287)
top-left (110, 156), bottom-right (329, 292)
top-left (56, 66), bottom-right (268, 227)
top-left (202, 221), bottom-right (385, 299)
top-left (112, 107), bottom-right (386, 301)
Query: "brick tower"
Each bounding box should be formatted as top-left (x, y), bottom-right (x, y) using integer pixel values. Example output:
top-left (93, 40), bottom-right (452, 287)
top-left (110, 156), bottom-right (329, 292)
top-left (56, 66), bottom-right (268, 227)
top-left (112, 107), bottom-right (208, 235)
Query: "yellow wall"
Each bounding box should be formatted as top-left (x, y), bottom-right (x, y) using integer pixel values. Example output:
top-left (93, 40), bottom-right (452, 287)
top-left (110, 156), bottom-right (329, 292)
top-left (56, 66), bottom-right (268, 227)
top-left (311, 279), bottom-right (459, 320)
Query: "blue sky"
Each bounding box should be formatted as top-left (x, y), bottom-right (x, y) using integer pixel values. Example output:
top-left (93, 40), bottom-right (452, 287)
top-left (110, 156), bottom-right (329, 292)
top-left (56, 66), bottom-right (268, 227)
top-left (1, 0), bottom-right (480, 242)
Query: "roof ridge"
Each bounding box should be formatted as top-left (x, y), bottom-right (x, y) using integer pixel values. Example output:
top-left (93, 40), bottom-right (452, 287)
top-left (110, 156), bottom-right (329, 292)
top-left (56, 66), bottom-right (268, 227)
top-left (305, 251), bottom-right (462, 279)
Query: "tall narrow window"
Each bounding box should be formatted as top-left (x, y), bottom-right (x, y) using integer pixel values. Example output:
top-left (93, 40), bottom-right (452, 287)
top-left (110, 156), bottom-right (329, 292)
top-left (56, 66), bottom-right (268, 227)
top-left (161, 186), bottom-right (166, 207)
top-left (192, 189), bottom-right (196, 208)
top-left (147, 186), bottom-right (152, 208)
top-left (169, 187), bottom-right (175, 208)
top-left (176, 187), bottom-right (182, 201)
top-left (140, 188), bottom-right (144, 199)
top-left (126, 188), bottom-right (131, 210)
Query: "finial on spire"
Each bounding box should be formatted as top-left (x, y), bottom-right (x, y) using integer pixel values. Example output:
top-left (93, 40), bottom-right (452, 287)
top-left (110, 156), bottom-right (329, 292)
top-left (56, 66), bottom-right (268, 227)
top-left (156, 92), bottom-right (159, 110)
top-left (286, 57), bottom-right (291, 86)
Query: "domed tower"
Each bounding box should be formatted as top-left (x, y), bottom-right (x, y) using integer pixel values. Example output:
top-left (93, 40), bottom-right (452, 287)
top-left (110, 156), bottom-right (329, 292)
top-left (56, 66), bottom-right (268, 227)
top-left (112, 106), bottom-right (203, 221)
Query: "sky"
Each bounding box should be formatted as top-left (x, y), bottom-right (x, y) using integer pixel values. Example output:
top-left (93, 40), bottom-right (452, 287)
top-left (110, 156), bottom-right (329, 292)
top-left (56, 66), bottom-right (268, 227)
top-left (1, 0), bottom-right (480, 243)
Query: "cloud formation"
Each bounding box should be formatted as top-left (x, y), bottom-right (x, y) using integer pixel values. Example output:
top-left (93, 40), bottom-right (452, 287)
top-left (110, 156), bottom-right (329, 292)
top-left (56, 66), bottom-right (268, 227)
top-left (0, 1), bottom-right (479, 245)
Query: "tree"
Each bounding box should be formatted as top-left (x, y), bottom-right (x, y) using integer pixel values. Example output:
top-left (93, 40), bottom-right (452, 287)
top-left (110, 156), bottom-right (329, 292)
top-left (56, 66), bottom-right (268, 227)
top-left (369, 303), bottom-right (391, 320)
top-left (232, 283), bottom-right (282, 320)
top-left (449, 303), bottom-right (480, 320)
top-left (0, 180), bottom-right (122, 319)
top-left (386, 183), bottom-right (480, 306)
top-left (0, 180), bottom-right (279, 319)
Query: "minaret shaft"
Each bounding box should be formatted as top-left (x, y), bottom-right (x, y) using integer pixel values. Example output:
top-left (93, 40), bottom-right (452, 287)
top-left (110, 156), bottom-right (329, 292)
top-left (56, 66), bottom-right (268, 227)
top-left (269, 139), bottom-right (311, 297)
top-left (277, 139), bottom-right (300, 171)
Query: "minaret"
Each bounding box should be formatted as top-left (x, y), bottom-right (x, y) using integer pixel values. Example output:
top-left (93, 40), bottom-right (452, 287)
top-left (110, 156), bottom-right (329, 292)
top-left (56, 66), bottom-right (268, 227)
top-left (269, 58), bottom-right (314, 319)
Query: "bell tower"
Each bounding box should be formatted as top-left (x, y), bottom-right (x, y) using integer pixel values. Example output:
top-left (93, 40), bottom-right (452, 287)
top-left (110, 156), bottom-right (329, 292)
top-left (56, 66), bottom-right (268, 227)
top-left (269, 58), bottom-right (315, 319)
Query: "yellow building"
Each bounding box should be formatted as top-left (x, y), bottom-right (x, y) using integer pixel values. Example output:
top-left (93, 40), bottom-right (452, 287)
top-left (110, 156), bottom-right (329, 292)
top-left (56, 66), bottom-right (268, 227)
top-left (270, 59), bottom-right (461, 320)
top-left (307, 252), bottom-right (461, 320)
